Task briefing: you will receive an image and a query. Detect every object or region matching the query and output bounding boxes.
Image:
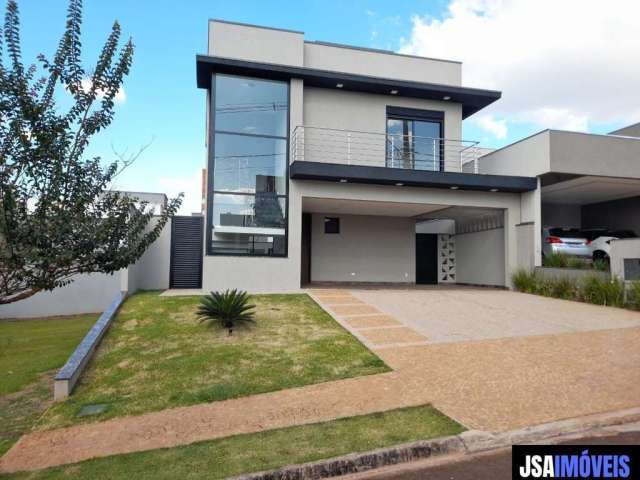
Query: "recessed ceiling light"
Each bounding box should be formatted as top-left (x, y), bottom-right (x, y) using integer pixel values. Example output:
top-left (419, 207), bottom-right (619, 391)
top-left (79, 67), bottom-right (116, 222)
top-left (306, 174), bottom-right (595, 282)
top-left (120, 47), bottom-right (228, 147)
top-left (490, 188), bottom-right (499, 192)
top-left (443, 95), bottom-right (451, 101)
top-left (336, 83), bottom-right (343, 88)
top-left (339, 179), bottom-right (348, 183)
top-left (395, 182), bottom-right (404, 186)
top-left (390, 89), bottom-right (398, 95)
top-left (450, 186), bottom-right (459, 190)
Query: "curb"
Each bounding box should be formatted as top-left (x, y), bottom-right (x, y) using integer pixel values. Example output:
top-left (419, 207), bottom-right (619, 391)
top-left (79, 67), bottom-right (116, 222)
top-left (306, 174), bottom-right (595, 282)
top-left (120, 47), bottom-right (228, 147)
top-left (227, 407), bottom-right (640, 480)
top-left (227, 436), bottom-right (465, 480)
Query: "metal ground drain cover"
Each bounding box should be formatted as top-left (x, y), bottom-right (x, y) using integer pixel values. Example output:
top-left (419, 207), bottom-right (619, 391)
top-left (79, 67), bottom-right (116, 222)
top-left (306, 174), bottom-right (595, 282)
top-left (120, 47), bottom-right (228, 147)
top-left (77, 404), bottom-right (108, 417)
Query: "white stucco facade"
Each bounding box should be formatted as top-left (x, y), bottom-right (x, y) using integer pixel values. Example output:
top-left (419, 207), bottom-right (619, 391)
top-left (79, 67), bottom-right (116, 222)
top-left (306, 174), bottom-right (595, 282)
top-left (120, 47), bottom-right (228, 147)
top-left (198, 19), bottom-right (540, 292)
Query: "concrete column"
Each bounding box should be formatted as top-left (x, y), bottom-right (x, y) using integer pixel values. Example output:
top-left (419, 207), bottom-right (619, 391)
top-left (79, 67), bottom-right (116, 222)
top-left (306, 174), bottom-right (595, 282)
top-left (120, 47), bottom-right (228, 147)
top-left (519, 177), bottom-right (542, 268)
top-left (504, 205), bottom-right (520, 289)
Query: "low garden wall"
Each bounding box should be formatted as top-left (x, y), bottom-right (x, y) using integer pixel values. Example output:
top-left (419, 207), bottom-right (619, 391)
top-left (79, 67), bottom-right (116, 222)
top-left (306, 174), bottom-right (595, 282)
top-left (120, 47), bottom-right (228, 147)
top-left (0, 272), bottom-right (123, 319)
top-left (54, 291), bottom-right (128, 400)
top-left (0, 218), bottom-right (171, 319)
top-left (534, 267), bottom-right (610, 282)
top-left (611, 238), bottom-right (640, 282)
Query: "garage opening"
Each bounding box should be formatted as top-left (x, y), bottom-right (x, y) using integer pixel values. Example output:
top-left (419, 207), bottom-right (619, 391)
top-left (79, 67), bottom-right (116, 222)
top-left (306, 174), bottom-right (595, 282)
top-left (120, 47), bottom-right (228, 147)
top-left (541, 176), bottom-right (640, 262)
top-left (301, 197), bottom-right (506, 288)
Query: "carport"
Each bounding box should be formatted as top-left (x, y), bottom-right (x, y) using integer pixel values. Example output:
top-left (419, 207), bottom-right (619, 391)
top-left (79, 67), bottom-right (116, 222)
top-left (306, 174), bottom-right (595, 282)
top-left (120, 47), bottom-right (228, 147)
top-left (541, 175), bottom-right (640, 250)
top-left (300, 197), bottom-right (508, 288)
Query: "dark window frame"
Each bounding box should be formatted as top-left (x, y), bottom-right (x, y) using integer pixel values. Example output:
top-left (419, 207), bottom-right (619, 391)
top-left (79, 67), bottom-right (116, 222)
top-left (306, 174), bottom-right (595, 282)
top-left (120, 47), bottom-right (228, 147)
top-left (324, 217), bottom-right (340, 234)
top-left (385, 106), bottom-right (445, 172)
top-left (206, 73), bottom-right (290, 257)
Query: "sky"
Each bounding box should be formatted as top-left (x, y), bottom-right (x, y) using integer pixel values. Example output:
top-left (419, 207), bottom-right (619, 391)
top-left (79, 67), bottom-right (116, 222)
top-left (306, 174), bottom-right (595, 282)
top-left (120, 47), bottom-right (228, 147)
top-left (13, 0), bottom-right (640, 214)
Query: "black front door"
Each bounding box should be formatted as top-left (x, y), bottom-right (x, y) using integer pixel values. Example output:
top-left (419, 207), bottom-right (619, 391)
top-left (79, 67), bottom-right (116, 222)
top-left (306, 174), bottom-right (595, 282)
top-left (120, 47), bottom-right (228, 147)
top-left (416, 233), bottom-right (438, 285)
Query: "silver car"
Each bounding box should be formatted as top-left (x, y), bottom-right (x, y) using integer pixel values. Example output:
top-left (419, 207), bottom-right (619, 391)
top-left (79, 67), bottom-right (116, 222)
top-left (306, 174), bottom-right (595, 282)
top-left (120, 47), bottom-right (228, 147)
top-left (542, 227), bottom-right (590, 258)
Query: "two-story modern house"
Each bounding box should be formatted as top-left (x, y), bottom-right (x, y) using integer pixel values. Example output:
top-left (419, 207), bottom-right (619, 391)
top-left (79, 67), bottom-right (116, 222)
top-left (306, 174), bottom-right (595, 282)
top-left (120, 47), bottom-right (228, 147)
top-left (185, 19), bottom-right (640, 293)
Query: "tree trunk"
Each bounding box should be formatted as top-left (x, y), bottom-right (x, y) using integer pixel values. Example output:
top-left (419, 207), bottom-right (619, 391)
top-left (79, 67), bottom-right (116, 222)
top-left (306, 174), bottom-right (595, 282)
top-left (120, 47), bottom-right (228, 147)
top-left (0, 287), bottom-right (41, 305)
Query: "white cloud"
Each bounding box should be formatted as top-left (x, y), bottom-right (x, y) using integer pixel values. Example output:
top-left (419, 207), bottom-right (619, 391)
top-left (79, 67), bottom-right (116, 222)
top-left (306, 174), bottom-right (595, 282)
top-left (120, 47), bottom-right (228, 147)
top-left (518, 108), bottom-right (589, 132)
top-left (80, 78), bottom-right (127, 104)
top-left (399, 0), bottom-right (640, 133)
top-left (156, 169), bottom-right (203, 216)
top-left (474, 114), bottom-right (507, 139)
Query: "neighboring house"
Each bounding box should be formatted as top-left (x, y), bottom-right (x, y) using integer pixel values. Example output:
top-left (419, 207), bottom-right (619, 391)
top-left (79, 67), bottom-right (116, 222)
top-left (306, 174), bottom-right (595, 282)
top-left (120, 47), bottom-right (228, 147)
top-left (478, 129), bottom-right (640, 266)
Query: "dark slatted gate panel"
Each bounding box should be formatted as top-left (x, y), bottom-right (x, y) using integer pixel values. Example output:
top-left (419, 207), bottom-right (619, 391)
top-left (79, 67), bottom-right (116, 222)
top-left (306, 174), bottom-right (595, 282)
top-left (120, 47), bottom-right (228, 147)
top-left (170, 216), bottom-right (203, 289)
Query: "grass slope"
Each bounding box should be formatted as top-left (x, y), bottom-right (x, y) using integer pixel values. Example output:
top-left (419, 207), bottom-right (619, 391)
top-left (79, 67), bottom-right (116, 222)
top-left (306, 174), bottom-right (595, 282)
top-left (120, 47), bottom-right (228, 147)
top-left (39, 292), bottom-right (389, 430)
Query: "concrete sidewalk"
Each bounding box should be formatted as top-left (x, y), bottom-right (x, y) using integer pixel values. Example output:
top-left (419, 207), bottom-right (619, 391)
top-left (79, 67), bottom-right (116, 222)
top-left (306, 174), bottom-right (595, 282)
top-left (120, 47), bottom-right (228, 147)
top-left (2, 289), bottom-right (640, 473)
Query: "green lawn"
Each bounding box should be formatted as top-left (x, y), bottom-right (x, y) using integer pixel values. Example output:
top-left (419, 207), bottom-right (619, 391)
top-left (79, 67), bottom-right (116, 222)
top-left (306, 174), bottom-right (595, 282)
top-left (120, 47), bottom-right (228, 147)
top-left (2, 404), bottom-right (464, 480)
top-left (38, 292), bottom-right (390, 430)
top-left (0, 314), bottom-right (96, 456)
top-left (0, 315), bottom-right (97, 395)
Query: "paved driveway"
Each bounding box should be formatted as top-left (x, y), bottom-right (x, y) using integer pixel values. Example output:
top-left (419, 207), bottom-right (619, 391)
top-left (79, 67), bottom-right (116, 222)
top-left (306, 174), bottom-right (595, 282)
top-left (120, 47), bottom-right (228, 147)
top-left (346, 285), bottom-right (640, 343)
top-left (308, 286), bottom-right (640, 432)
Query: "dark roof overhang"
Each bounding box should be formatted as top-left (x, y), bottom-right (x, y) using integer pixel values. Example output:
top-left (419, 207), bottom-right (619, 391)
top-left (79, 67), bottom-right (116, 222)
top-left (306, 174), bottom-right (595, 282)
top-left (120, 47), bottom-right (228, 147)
top-left (289, 161), bottom-right (537, 193)
top-left (196, 55), bottom-right (501, 119)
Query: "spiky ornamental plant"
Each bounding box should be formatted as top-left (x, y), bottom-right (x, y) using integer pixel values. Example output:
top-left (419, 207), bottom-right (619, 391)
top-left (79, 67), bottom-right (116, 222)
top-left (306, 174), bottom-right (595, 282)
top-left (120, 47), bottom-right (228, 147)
top-left (197, 290), bottom-right (256, 336)
top-left (0, 0), bottom-right (182, 304)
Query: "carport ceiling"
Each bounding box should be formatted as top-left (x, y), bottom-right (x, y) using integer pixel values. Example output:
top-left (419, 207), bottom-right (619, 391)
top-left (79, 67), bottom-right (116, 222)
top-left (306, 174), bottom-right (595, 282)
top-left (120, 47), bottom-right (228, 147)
top-left (302, 197), bottom-right (448, 217)
top-left (542, 176), bottom-right (640, 205)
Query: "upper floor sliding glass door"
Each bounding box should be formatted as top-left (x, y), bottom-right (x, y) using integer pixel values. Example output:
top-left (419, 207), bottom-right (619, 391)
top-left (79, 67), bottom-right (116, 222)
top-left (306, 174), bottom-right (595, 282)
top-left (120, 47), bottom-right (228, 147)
top-left (209, 74), bottom-right (289, 256)
top-left (386, 116), bottom-right (443, 171)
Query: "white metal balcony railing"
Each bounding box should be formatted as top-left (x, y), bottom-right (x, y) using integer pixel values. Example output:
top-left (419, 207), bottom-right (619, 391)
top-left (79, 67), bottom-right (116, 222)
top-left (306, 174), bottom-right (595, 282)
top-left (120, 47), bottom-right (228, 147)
top-left (292, 126), bottom-right (483, 174)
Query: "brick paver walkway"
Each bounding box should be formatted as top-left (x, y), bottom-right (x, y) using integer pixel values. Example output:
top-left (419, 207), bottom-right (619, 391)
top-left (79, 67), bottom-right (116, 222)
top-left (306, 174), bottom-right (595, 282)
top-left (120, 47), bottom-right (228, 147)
top-left (2, 289), bottom-right (640, 473)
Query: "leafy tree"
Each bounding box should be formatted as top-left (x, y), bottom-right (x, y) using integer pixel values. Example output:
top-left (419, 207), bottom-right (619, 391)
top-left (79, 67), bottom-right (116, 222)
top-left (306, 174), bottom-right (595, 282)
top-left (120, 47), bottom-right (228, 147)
top-left (197, 290), bottom-right (256, 336)
top-left (0, 0), bottom-right (181, 304)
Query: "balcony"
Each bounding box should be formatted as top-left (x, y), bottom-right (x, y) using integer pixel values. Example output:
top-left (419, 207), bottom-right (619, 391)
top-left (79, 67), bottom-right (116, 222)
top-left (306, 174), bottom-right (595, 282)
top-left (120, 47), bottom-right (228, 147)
top-left (289, 126), bottom-right (537, 193)
top-left (292, 126), bottom-right (482, 174)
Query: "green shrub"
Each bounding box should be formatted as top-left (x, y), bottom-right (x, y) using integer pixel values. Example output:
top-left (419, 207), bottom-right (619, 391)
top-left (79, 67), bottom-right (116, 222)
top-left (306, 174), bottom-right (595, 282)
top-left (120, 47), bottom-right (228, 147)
top-left (545, 276), bottom-right (578, 300)
top-left (512, 269), bottom-right (539, 293)
top-left (543, 253), bottom-right (605, 271)
top-left (592, 258), bottom-right (610, 272)
top-left (542, 253), bottom-right (569, 268)
top-left (513, 269), bottom-right (636, 310)
top-left (566, 256), bottom-right (590, 270)
top-left (579, 276), bottom-right (625, 308)
top-left (625, 281), bottom-right (640, 311)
